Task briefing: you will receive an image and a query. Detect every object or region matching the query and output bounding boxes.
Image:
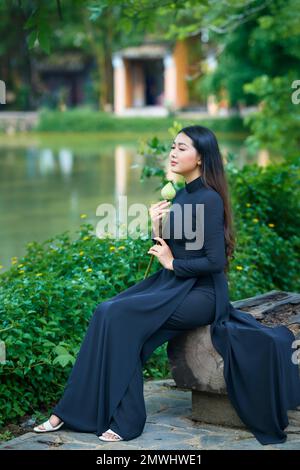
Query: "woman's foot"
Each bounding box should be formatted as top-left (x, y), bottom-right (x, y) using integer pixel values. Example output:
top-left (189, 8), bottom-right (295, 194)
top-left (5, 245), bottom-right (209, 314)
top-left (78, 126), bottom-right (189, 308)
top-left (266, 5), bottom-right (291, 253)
top-left (99, 428), bottom-right (123, 441)
top-left (33, 414), bottom-right (64, 432)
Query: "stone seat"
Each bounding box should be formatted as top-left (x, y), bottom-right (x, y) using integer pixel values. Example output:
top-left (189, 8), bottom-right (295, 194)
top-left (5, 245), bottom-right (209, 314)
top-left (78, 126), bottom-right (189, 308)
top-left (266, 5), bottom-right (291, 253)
top-left (167, 290), bottom-right (300, 429)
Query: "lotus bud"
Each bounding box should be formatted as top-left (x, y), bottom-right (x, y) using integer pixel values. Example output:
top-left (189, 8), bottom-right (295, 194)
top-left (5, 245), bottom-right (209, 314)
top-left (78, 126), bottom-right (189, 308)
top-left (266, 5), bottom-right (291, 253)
top-left (160, 181), bottom-right (176, 201)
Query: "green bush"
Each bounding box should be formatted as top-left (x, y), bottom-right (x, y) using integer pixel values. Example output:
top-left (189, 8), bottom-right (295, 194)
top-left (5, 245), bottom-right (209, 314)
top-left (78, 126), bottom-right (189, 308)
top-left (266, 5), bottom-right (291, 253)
top-left (34, 108), bottom-right (246, 134)
top-left (0, 223), bottom-right (159, 428)
top-left (227, 157), bottom-right (300, 298)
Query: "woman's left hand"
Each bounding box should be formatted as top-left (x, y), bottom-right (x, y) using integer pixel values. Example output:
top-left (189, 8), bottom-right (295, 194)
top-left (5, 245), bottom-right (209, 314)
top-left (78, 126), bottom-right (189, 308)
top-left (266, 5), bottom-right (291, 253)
top-left (147, 237), bottom-right (174, 271)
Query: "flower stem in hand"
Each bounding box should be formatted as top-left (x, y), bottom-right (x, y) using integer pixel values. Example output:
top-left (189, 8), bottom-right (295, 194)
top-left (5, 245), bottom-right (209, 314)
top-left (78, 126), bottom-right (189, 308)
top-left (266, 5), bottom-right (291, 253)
top-left (144, 181), bottom-right (175, 279)
top-left (144, 219), bottom-right (162, 279)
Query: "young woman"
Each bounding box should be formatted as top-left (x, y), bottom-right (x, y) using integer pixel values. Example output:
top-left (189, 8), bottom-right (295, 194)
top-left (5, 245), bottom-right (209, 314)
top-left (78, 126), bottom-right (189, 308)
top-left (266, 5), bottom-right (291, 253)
top-left (34, 125), bottom-right (300, 445)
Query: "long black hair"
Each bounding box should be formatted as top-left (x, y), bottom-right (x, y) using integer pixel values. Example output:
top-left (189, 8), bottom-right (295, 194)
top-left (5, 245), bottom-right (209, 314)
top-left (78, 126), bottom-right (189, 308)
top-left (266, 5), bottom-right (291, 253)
top-left (178, 125), bottom-right (235, 272)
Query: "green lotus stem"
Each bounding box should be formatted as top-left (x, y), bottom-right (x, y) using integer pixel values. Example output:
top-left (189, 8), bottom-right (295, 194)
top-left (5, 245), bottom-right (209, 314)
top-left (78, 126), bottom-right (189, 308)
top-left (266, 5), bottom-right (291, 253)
top-left (144, 217), bottom-right (164, 279)
top-left (143, 252), bottom-right (155, 279)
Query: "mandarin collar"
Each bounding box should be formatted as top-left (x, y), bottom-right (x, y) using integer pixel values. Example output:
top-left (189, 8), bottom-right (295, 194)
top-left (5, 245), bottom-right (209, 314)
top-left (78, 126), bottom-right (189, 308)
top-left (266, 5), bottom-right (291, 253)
top-left (184, 175), bottom-right (204, 193)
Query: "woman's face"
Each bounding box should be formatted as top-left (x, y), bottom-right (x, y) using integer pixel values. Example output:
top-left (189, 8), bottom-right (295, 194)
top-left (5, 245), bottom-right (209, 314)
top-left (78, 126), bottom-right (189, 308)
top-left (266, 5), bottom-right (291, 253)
top-left (169, 132), bottom-right (201, 177)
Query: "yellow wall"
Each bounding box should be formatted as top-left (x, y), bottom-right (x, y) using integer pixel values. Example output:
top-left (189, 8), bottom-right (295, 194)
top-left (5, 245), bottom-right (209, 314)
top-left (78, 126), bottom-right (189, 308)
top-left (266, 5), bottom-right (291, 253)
top-left (124, 59), bottom-right (132, 108)
top-left (173, 40), bottom-right (189, 107)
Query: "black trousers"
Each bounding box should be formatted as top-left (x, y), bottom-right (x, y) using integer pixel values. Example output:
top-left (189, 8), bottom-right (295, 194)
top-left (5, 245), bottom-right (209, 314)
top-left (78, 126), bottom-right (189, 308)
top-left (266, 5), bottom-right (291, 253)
top-left (52, 280), bottom-right (215, 441)
top-left (109, 284), bottom-right (215, 439)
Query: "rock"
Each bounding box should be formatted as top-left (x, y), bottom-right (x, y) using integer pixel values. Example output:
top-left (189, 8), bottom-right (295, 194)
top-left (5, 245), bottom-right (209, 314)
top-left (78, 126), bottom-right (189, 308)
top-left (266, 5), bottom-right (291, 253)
top-left (20, 418), bottom-right (36, 429)
top-left (167, 290), bottom-right (300, 428)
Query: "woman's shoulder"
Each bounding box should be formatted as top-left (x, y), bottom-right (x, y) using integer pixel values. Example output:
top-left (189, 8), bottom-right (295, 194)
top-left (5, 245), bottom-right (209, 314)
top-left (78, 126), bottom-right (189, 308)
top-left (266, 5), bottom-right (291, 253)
top-left (195, 186), bottom-right (224, 213)
top-left (173, 185), bottom-right (223, 208)
top-left (195, 185), bottom-right (223, 202)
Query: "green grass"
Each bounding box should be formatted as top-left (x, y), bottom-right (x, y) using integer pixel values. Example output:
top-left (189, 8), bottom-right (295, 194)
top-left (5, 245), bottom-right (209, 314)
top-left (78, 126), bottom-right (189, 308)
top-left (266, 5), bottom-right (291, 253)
top-left (33, 108), bottom-right (247, 134)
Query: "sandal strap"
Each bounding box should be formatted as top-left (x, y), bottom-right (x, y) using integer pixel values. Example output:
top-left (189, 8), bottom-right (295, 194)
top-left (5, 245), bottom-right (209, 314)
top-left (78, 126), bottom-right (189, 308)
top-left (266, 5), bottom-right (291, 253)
top-left (41, 419), bottom-right (55, 431)
top-left (107, 428), bottom-right (122, 439)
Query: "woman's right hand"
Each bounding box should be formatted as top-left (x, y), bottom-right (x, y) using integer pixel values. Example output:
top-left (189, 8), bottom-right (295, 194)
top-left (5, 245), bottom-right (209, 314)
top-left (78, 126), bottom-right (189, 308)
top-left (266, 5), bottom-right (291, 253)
top-left (149, 200), bottom-right (171, 237)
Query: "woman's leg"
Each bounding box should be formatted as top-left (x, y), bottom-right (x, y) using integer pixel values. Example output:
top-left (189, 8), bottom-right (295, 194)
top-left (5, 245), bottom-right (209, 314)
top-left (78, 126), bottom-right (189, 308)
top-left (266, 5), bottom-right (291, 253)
top-left (39, 286), bottom-right (215, 439)
top-left (162, 287), bottom-right (216, 331)
top-left (108, 357), bottom-right (147, 440)
top-left (48, 298), bottom-right (162, 440)
top-left (109, 287), bottom-right (216, 437)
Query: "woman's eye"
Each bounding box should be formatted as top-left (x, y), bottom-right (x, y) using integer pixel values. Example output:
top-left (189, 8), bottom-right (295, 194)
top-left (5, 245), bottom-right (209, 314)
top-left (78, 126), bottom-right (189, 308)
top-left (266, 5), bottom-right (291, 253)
top-left (171, 146), bottom-right (185, 151)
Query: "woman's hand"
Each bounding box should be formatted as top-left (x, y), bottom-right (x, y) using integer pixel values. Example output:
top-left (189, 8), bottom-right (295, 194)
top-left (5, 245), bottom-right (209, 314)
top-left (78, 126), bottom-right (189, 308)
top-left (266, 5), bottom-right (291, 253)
top-left (149, 200), bottom-right (171, 237)
top-left (147, 236), bottom-right (174, 271)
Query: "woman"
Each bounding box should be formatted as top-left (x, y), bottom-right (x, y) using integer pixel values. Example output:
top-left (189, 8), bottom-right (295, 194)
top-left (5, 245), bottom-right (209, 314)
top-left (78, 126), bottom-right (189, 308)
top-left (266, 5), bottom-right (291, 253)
top-left (34, 125), bottom-right (300, 445)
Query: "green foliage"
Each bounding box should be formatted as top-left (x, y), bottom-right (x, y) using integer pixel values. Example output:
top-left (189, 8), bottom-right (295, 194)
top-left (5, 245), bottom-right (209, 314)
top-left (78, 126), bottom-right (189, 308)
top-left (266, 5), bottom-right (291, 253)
top-left (0, 430), bottom-right (13, 442)
top-left (0, 222), bottom-right (157, 428)
top-left (198, 0), bottom-right (300, 158)
top-left (34, 108), bottom-right (246, 133)
top-left (35, 108), bottom-right (174, 132)
top-left (0, 0), bottom-right (148, 110)
top-left (244, 73), bottom-right (300, 159)
top-left (24, 4), bottom-right (52, 53)
top-left (202, 8), bottom-right (299, 105)
top-left (143, 344), bottom-right (171, 380)
top-left (226, 156), bottom-right (300, 297)
top-left (198, 19), bottom-right (261, 107)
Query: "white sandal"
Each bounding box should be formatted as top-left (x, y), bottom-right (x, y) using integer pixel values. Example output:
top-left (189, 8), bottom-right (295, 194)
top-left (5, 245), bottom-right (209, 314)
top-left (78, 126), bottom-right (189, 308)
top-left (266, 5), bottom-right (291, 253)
top-left (99, 428), bottom-right (124, 441)
top-left (33, 418), bottom-right (64, 433)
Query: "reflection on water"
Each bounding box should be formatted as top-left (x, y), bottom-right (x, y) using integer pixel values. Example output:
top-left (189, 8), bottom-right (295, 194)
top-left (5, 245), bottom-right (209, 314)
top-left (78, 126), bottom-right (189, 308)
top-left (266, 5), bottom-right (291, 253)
top-left (0, 134), bottom-right (269, 270)
top-left (28, 148), bottom-right (75, 177)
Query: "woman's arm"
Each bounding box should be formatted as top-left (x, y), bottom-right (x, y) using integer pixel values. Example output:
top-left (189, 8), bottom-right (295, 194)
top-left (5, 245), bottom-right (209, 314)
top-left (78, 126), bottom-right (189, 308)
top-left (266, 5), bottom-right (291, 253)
top-left (172, 191), bottom-right (226, 277)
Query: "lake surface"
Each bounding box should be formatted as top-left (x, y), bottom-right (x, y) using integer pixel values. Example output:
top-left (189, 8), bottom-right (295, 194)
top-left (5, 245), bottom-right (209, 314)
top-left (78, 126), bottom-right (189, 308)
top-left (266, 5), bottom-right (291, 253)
top-left (0, 131), bottom-right (270, 270)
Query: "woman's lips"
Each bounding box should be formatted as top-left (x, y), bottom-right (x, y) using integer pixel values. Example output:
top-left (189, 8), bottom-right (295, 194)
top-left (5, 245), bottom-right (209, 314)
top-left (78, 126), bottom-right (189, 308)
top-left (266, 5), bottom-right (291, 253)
top-left (171, 161), bottom-right (178, 166)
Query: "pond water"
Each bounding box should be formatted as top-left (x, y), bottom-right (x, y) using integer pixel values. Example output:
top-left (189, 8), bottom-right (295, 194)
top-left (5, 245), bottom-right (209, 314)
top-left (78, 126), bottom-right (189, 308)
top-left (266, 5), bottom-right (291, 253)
top-left (0, 131), bottom-right (270, 270)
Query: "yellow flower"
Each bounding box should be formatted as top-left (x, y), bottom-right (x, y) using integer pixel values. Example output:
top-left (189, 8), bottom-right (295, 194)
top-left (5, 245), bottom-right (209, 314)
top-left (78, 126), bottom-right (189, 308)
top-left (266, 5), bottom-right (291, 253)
top-left (0, 265), bottom-right (3, 269)
top-left (268, 223), bottom-right (275, 228)
top-left (252, 218), bottom-right (259, 223)
top-left (236, 266), bottom-right (243, 270)
top-left (11, 260), bottom-right (17, 265)
top-left (86, 268), bottom-right (93, 272)
top-left (18, 264), bottom-right (24, 268)
top-left (19, 270), bottom-right (25, 274)
top-left (246, 203), bottom-right (251, 207)
top-left (83, 236), bottom-right (90, 241)
top-left (79, 251), bottom-right (84, 256)
top-left (36, 273), bottom-right (43, 277)
top-left (109, 246), bottom-right (116, 251)
top-left (80, 214), bottom-right (87, 219)
top-left (118, 246), bottom-right (125, 250)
